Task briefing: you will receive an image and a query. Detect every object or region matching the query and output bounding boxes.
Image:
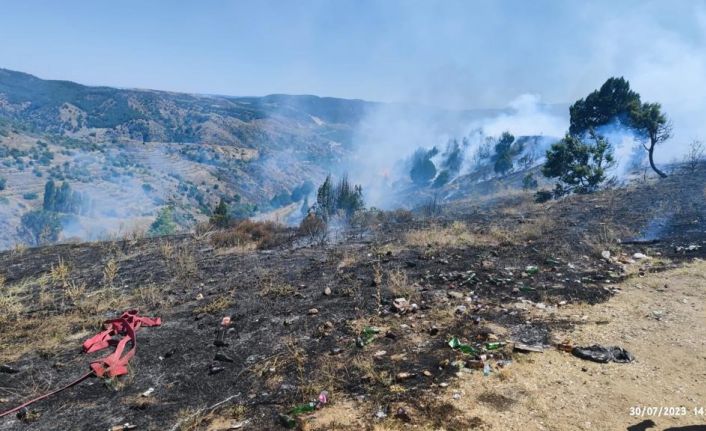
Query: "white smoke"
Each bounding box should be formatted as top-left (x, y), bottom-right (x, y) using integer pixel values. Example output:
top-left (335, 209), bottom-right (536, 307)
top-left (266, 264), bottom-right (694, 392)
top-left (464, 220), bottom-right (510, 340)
top-left (347, 94), bottom-right (567, 208)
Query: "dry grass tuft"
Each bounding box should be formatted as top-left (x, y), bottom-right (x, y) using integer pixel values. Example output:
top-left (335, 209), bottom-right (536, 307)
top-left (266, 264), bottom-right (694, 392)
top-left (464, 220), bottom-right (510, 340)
top-left (194, 296), bottom-right (231, 315)
top-left (175, 246), bottom-right (198, 279)
top-left (103, 258), bottom-right (119, 287)
top-left (405, 221), bottom-right (474, 248)
top-left (132, 284), bottom-right (163, 309)
top-left (0, 294), bottom-right (24, 326)
top-left (211, 220), bottom-right (289, 250)
top-left (160, 241), bottom-right (175, 260)
top-left (50, 257), bottom-right (71, 288)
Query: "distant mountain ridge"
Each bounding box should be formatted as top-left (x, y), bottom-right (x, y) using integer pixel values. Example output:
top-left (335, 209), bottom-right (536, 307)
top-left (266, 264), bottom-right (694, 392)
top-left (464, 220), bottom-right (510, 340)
top-left (0, 68), bottom-right (378, 148)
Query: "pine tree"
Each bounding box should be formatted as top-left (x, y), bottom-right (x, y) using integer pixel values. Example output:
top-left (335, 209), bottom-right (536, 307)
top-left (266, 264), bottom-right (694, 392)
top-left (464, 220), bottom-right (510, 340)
top-left (210, 198), bottom-right (230, 227)
top-left (43, 180), bottom-right (56, 211)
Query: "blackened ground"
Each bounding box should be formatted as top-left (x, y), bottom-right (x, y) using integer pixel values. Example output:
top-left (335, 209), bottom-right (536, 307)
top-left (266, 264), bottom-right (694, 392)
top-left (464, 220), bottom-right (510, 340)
top-left (1, 168), bottom-right (706, 430)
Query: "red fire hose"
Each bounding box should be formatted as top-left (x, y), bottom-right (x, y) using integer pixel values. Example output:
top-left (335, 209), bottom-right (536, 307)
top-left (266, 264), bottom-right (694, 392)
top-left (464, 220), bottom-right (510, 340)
top-left (0, 310), bottom-right (160, 419)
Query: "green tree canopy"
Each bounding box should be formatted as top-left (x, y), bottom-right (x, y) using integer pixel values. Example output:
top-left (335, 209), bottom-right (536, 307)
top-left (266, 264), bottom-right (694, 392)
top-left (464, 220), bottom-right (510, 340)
top-left (542, 133), bottom-right (615, 197)
top-left (209, 197), bottom-right (230, 228)
top-left (569, 77), bottom-right (670, 178)
top-left (492, 132), bottom-right (516, 175)
top-left (148, 207), bottom-right (177, 236)
top-left (410, 148), bottom-right (437, 185)
top-left (569, 77), bottom-right (641, 136)
top-left (18, 209), bottom-right (62, 246)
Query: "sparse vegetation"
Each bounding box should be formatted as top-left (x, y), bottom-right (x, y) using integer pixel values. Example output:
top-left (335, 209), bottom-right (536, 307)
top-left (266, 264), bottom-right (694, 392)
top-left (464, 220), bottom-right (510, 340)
top-left (18, 209), bottom-right (63, 246)
top-left (194, 296), bottom-right (231, 315)
top-left (684, 139), bottom-right (705, 172)
top-left (209, 197), bottom-right (230, 228)
top-left (298, 212), bottom-right (328, 243)
top-left (315, 174), bottom-right (364, 220)
top-left (148, 206), bottom-right (177, 237)
top-left (210, 219), bottom-right (289, 249)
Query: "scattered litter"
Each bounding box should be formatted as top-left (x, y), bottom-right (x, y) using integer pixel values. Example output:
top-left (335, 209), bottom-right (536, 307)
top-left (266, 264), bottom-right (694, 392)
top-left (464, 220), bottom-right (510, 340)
top-left (396, 372), bottom-right (415, 380)
top-left (374, 350), bottom-right (387, 357)
top-left (632, 252), bottom-right (649, 260)
top-left (484, 342), bottom-right (504, 350)
top-left (448, 337), bottom-right (478, 355)
top-left (357, 326), bottom-right (380, 347)
top-left (280, 390), bottom-right (330, 427)
top-left (514, 342), bottom-right (544, 353)
top-left (109, 424), bottom-right (137, 431)
top-left (525, 265), bottom-right (539, 275)
top-left (278, 413), bottom-right (297, 429)
top-left (483, 362), bottom-right (492, 376)
top-left (209, 365), bottom-right (225, 375)
top-left (229, 419), bottom-right (251, 429)
top-left (392, 297), bottom-right (410, 313)
top-left (571, 345), bottom-right (634, 363)
top-left (140, 387), bottom-right (154, 397)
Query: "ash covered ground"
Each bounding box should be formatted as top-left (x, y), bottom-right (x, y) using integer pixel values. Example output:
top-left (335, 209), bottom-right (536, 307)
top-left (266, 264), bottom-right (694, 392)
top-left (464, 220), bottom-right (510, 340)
top-left (1, 168), bottom-right (706, 430)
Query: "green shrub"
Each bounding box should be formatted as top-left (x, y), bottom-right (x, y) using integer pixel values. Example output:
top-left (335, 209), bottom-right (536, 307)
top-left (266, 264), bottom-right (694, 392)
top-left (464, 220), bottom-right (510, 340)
top-left (148, 207), bottom-right (177, 237)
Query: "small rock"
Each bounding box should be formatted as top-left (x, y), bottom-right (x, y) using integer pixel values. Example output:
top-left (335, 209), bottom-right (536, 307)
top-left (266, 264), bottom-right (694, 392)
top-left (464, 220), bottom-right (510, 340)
top-left (0, 365), bottom-right (19, 374)
top-left (330, 347), bottom-right (344, 355)
top-left (601, 250), bottom-right (611, 260)
top-left (209, 365), bottom-right (225, 375)
top-left (633, 252), bottom-right (649, 260)
top-left (422, 370), bottom-right (432, 377)
top-left (214, 353), bottom-right (234, 363)
top-left (396, 372), bottom-right (415, 380)
top-left (230, 419), bottom-right (251, 429)
top-left (393, 297), bottom-right (410, 312)
top-left (323, 287), bottom-right (332, 296)
top-left (394, 407), bottom-right (411, 422)
top-left (196, 293), bottom-right (204, 300)
top-left (374, 350), bottom-right (387, 357)
top-left (141, 387), bottom-right (155, 397)
top-left (448, 291), bottom-right (464, 299)
top-left (307, 308), bottom-right (319, 315)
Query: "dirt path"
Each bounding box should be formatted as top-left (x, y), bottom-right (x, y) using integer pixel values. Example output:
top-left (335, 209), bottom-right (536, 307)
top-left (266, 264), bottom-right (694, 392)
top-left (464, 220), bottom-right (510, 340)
top-left (311, 260), bottom-right (706, 430)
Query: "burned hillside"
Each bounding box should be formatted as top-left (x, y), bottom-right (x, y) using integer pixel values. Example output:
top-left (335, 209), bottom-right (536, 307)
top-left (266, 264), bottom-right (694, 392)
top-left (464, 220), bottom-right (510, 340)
top-left (1, 166), bottom-right (705, 430)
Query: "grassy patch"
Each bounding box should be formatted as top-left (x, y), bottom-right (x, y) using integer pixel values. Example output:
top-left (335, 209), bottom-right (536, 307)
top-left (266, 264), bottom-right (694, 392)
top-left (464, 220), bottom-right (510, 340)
top-left (194, 296), bottom-right (231, 315)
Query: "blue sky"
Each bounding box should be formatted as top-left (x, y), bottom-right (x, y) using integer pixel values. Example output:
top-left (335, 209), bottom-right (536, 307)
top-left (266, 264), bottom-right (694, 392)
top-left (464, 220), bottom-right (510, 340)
top-left (0, 0), bottom-right (705, 113)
